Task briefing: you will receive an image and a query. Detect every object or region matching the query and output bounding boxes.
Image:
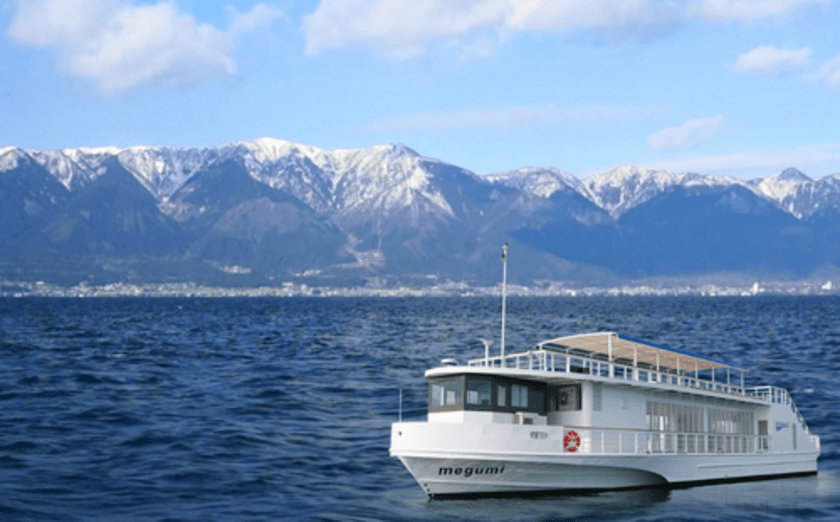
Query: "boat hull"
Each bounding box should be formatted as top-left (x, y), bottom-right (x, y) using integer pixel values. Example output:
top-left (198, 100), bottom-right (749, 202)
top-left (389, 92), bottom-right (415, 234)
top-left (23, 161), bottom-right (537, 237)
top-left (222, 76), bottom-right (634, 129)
top-left (391, 422), bottom-right (819, 497)
top-left (398, 455), bottom-right (667, 497)
top-left (396, 453), bottom-right (818, 497)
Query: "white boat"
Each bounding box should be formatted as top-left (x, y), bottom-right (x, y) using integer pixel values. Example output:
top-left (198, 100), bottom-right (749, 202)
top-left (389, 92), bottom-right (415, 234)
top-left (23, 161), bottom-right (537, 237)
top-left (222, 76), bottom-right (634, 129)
top-left (390, 247), bottom-right (820, 498)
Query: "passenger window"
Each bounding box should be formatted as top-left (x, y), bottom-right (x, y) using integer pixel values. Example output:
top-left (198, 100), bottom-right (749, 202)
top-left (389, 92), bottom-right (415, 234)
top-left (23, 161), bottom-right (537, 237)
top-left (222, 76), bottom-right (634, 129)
top-left (466, 379), bottom-right (492, 406)
top-left (430, 379), bottom-right (463, 408)
top-left (497, 385), bottom-right (507, 407)
top-left (512, 384), bottom-right (528, 408)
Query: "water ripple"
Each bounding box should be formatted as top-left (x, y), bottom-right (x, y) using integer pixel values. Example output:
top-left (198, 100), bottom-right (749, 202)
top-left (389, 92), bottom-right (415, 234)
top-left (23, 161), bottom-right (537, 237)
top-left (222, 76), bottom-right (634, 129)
top-left (0, 296), bottom-right (837, 521)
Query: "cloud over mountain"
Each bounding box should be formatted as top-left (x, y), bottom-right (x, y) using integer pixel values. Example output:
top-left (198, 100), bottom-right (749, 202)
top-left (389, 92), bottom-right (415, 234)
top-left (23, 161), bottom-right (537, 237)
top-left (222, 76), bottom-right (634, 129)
top-left (807, 52), bottom-right (840, 90)
top-left (303, 0), bottom-right (826, 58)
top-left (732, 45), bottom-right (812, 75)
top-left (6, 0), bottom-right (284, 95)
top-left (648, 116), bottom-right (725, 152)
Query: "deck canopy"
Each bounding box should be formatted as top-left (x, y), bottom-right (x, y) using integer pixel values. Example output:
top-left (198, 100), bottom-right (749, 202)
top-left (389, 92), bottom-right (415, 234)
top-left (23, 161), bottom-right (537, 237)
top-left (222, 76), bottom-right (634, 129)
top-left (537, 332), bottom-right (745, 375)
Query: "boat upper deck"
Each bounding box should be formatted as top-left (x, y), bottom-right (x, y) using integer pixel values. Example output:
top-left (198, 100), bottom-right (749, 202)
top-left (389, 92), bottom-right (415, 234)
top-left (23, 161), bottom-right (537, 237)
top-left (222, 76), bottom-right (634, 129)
top-left (462, 332), bottom-right (802, 414)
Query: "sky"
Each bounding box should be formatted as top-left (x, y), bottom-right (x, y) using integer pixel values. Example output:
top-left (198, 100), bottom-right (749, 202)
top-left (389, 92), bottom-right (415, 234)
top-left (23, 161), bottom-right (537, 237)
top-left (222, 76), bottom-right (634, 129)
top-left (2, 0), bottom-right (840, 180)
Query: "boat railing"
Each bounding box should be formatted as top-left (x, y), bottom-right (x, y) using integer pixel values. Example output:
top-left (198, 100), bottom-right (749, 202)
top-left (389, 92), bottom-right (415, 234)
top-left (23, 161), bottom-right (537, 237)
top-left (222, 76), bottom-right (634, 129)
top-left (469, 348), bottom-right (752, 397)
top-left (469, 349), bottom-right (816, 437)
top-left (744, 386), bottom-right (813, 435)
top-left (554, 426), bottom-right (772, 456)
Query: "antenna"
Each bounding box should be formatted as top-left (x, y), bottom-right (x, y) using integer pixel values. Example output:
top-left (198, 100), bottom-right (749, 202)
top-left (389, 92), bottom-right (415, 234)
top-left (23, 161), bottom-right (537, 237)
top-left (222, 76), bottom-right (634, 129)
top-left (501, 243), bottom-right (508, 361)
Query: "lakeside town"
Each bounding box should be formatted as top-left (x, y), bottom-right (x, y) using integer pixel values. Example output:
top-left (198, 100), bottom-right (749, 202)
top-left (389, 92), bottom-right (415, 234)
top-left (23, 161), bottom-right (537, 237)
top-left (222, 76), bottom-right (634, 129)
top-left (1, 278), bottom-right (836, 298)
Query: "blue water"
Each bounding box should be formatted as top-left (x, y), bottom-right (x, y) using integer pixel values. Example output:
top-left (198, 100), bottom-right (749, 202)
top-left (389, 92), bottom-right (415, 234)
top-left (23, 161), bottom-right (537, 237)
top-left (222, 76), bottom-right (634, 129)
top-left (1, 296), bottom-right (838, 521)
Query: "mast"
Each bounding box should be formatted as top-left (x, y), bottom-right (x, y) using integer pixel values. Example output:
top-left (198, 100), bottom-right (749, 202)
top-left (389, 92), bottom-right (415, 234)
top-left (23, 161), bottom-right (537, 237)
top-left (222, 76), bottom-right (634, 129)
top-left (501, 243), bottom-right (508, 360)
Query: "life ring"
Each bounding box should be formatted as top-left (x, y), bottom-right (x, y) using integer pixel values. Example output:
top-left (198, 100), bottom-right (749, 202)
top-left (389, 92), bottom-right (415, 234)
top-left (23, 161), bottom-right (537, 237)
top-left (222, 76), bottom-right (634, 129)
top-left (564, 430), bottom-right (581, 452)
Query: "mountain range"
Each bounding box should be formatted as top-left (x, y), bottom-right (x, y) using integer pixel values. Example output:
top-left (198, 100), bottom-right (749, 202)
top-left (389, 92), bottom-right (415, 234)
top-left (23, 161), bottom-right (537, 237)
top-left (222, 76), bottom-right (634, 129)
top-left (2, 138), bottom-right (839, 286)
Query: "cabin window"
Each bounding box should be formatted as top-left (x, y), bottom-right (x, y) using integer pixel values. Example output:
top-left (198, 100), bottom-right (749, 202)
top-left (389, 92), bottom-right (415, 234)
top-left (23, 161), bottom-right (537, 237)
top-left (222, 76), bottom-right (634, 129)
top-left (511, 384), bottom-right (528, 408)
top-left (708, 408), bottom-right (753, 435)
top-left (429, 375), bottom-right (546, 414)
top-left (429, 377), bottom-right (463, 411)
top-left (466, 378), bottom-right (492, 407)
top-left (497, 385), bottom-right (507, 407)
top-left (647, 401), bottom-right (703, 433)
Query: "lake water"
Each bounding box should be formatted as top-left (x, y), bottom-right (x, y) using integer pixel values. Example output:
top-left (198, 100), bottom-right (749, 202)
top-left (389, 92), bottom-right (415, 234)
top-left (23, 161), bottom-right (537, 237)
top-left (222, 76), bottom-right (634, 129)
top-left (1, 296), bottom-right (838, 521)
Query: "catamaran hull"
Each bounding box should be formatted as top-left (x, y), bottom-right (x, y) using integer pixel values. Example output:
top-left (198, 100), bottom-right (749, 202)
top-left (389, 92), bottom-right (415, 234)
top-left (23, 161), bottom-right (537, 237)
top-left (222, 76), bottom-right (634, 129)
top-left (394, 453), bottom-right (819, 497)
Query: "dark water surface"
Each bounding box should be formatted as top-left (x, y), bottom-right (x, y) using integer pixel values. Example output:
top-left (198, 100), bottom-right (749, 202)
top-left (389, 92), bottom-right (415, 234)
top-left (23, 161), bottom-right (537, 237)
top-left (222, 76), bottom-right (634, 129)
top-left (1, 296), bottom-right (838, 521)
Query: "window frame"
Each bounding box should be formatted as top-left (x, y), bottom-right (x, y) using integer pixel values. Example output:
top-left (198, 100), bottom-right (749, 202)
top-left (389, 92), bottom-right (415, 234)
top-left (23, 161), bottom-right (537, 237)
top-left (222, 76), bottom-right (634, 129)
top-left (428, 376), bottom-right (466, 413)
top-left (428, 375), bottom-right (547, 414)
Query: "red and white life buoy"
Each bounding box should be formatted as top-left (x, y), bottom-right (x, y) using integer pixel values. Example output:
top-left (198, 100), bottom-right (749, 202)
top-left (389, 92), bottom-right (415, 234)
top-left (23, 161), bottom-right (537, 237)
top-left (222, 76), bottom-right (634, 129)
top-left (564, 430), bottom-right (581, 452)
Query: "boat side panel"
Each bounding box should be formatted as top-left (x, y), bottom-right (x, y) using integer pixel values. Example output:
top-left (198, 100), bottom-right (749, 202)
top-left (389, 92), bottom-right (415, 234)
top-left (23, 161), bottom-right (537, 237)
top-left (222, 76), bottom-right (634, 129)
top-left (398, 456), bottom-right (667, 496)
top-left (391, 421), bottom-right (818, 494)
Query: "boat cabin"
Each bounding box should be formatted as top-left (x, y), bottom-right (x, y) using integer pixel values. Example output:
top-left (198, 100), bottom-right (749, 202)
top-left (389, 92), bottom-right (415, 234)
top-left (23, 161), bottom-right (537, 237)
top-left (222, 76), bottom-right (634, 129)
top-left (425, 332), bottom-right (815, 455)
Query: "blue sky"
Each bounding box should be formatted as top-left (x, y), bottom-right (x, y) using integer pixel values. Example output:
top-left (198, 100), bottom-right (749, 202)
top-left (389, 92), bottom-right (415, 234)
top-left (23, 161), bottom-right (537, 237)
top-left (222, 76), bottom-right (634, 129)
top-left (2, 0), bottom-right (840, 179)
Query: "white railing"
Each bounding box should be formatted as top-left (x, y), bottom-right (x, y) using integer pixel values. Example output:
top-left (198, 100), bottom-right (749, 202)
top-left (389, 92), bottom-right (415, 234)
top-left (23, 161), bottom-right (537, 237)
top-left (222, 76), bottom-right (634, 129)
top-left (745, 386), bottom-right (813, 435)
top-left (556, 426), bottom-right (772, 455)
top-left (469, 348), bottom-right (751, 397)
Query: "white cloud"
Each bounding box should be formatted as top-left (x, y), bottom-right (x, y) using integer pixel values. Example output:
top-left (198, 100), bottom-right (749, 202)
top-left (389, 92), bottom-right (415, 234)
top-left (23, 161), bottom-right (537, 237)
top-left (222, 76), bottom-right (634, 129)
top-left (6, 0), bottom-right (284, 95)
top-left (693, 0), bottom-right (830, 21)
top-left (648, 115), bottom-right (725, 152)
top-left (732, 45), bottom-right (812, 75)
top-left (303, 0), bottom-right (828, 58)
top-left (806, 53), bottom-right (840, 90)
top-left (365, 103), bottom-right (661, 131)
top-left (303, 0), bottom-right (510, 58)
top-left (508, 0), bottom-right (684, 32)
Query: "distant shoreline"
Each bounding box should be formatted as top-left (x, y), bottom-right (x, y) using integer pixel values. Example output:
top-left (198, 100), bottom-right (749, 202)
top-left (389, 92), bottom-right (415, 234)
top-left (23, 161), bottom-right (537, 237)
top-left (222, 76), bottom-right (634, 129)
top-left (2, 280), bottom-right (836, 298)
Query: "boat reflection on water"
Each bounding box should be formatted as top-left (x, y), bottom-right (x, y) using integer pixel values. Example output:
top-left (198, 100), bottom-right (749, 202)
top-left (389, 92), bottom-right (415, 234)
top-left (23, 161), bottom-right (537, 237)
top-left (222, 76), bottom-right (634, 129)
top-left (424, 485), bottom-right (672, 520)
top-left (422, 472), bottom-right (838, 521)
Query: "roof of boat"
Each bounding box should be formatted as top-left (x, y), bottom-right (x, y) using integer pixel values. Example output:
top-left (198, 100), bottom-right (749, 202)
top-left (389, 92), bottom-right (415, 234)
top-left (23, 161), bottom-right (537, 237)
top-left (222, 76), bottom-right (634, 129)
top-left (537, 332), bottom-right (745, 373)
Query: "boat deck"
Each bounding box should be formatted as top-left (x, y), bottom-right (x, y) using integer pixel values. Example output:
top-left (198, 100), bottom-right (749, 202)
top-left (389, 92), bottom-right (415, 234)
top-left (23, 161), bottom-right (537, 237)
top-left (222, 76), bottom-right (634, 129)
top-left (466, 332), bottom-right (812, 433)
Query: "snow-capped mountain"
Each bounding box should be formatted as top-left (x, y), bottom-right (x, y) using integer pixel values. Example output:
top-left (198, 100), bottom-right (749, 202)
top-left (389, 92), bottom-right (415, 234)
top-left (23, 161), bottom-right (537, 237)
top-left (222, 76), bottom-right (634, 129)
top-left (0, 146), bottom-right (25, 171)
top-left (3, 138), bottom-right (840, 286)
top-left (21, 138), bottom-right (471, 229)
top-left (26, 146), bottom-right (121, 190)
top-left (13, 140), bottom-right (840, 222)
top-left (487, 166), bottom-right (585, 199)
top-left (750, 168), bottom-right (840, 219)
top-left (118, 146), bottom-right (220, 200)
top-left (23, 145), bottom-right (217, 200)
top-left (580, 165), bottom-right (747, 218)
top-left (230, 139), bottom-right (464, 226)
top-left (497, 163), bottom-right (840, 221)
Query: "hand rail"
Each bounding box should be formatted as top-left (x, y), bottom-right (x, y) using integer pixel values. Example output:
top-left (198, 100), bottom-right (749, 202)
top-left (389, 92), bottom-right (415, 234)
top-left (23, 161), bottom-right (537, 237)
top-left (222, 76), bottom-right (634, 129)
top-left (468, 348), bottom-right (751, 397)
top-left (557, 426), bottom-right (772, 455)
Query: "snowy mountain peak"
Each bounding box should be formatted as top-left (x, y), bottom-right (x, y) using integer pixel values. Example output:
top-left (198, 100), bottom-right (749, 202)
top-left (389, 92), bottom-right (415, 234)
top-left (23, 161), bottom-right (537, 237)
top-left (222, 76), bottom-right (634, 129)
top-left (0, 147), bottom-right (28, 171)
top-left (486, 167), bottom-right (583, 199)
top-left (775, 167), bottom-right (812, 183)
top-left (222, 139), bottom-right (458, 221)
top-left (754, 168), bottom-right (812, 204)
top-left (238, 137), bottom-right (322, 164)
top-left (26, 148), bottom-right (116, 189)
top-left (372, 142), bottom-right (420, 158)
top-left (584, 165), bottom-right (679, 217)
top-left (6, 139), bottom-right (840, 223)
top-left (587, 165), bottom-right (677, 186)
top-left (116, 146), bottom-right (217, 200)
top-left (70, 146), bottom-right (123, 156)
top-left (750, 168), bottom-right (834, 219)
